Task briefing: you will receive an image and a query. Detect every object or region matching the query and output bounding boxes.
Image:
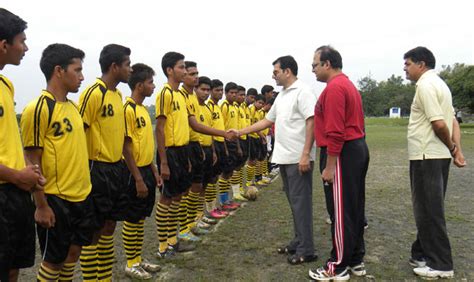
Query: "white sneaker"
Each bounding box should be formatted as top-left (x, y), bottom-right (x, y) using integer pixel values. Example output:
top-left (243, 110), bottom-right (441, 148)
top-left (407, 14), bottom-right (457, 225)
top-left (349, 262), bottom-right (366, 276)
top-left (308, 267), bottom-right (350, 281)
top-left (414, 266), bottom-right (454, 279)
top-left (125, 263), bottom-right (152, 279)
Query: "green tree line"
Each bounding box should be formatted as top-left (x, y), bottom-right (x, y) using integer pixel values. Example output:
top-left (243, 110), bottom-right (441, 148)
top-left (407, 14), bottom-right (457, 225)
top-left (358, 64), bottom-right (473, 117)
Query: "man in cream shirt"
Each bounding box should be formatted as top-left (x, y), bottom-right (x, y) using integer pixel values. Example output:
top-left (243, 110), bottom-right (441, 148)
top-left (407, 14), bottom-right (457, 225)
top-left (404, 46), bottom-right (466, 279)
top-left (230, 55), bottom-right (317, 265)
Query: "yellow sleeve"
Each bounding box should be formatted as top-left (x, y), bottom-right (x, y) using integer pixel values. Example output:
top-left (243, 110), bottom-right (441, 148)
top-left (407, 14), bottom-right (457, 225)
top-left (78, 88), bottom-right (100, 127)
top-left (156, 88), bottom-right (172, 118)
top-left (124, 104), bottom-right (135, 138)
top-left (221, 103), bottom-right (229, 123)
top-left (20, 98), bottom-right (49, 148)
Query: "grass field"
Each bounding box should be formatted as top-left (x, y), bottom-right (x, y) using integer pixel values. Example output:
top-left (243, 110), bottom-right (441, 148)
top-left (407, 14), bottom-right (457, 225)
top-left (21, 118), bottom-right (473, 281)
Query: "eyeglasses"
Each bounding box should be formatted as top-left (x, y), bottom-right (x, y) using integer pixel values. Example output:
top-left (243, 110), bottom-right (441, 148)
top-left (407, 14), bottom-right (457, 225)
top-left (312, 62), bottom-right (322, 69)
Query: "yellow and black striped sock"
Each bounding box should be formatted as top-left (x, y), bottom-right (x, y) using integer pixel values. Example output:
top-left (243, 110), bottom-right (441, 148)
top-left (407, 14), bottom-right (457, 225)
top-left (239, 167), bottom-right (244, 190)
top-left (197, 194), bottom-right (205, 215)
top-left (246, 164), bottom-right (255, 184)
top-left (97, 234), bottom-right (114, 281)
top-left (255, 161), bottom-right (262, 180)
top-left (263, 157), bottom-right (269, 176)
top-left (155, 202), bottom-right (170, 253)
top-left (168, 200), bottom-right (180, 246)
top-left (230, 171), bottom-right (239, 186)
top-left (186, 191), bottom-right (200, 228)
top-left (37, 263), bottom-right (60, 281)
top-left (59, 262), bottom-right (75, 281)
top-left (122, 221), bottom-right (139, 268)
top-left (178, 195), bottom-right (189, 234)
top-left (135, 220), bottom-right (145, 264)
top-left (205, 183), bottom-right (217, 204)
top-left (80, 244), bottom-right (98, 281)
top-left (218, 177), bottom-right (230, 202)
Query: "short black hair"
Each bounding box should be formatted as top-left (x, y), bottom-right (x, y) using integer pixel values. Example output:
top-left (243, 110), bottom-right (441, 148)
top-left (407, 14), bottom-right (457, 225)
top-left (0, 8), bottom-right (27, 44)
top-left (247, 88), bottom-right (258, 97)
top-left (403, 46), bottom-right (436, 69)
top-left (99, 44), bottom-right (131, 74)
top-left (261, 85), bottom-right (274, 94)
top-left (237, 85), bottom-right (246, 92)
top-left (272, 55), bottom-right (298, 76)
top-left (316, 45), bottom-right (343, 69)
top-left (185, 61), bottom-right (197, 69)
top-left (225, 82), bottom-right (238, 93)
top-left (161, 51), bottom-right (185, 77)
top-left (40, 43), bottom-right (85, 81)
top-left (128, 63), bottom-right (155, 90)
top-left (255, 95), bottom-right (265, 102)
top-left (211, 79), bottom-right (223, 89)
top-left (198, 76), bottom-right (212, 88)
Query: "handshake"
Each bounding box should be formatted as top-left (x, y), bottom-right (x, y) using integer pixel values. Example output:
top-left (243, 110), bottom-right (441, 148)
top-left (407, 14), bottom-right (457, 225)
top-left (224, 129), bottom-right (240, 141)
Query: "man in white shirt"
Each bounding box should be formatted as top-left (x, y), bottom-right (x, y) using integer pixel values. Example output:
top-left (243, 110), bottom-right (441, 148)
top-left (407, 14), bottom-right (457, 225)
top-left (230, 55), bottom-right (317, 264)
top-left (404, 46), bottom-right (466, 279)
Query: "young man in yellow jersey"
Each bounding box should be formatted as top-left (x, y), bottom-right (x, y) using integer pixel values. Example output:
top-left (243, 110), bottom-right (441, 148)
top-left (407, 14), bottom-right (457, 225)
top-left (78, 44), bottom-right (132, 281)
top-left (243, 88), bottom-right (258, 188)
top-left (121, 63), bottom-right (162, 279)
top-left (178, 62), bottom-right (232, 241)
top-left (219, 82), bottom-right (242, 210)
top-left (248, 95), bottom-right (266, 186)
top-left (21, 43), bottom-right (96, 282)
top-left (195, 76), bottom-right (220, 221)
top-left (255, 97), bottom-right (271, 186)
top-left (232, 85), bottom-right (250, 201)
top-left (154, 52), bottom-right (191, 259)
top-left (207, 79), bottom-right (230, 219)
top-left (0, 9), bottom-right (43, 281)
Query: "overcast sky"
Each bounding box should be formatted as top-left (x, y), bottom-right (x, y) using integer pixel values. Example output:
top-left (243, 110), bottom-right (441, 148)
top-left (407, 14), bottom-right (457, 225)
top-left (2, 0), bottom-right (473, 111)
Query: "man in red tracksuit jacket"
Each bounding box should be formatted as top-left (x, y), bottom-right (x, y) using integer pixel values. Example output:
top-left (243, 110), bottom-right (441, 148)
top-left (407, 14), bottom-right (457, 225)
top-left (309, 45), bottom-right (370, 281)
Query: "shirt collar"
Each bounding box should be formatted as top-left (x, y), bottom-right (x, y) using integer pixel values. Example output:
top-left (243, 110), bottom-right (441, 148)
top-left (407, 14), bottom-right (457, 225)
top-left (416, 69), bottom-right (437, 86)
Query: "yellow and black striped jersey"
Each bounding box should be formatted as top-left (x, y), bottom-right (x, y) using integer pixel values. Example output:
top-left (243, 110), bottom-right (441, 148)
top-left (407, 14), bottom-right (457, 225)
top-left (248, 104), bottom-right (259, 139)
top-left (198, 103), bottom-right (213, 146)
top-left (237, 103), bottom-right (249, 140)
top-left (21, 90), bottom-right (91, 202)
top-left (155, 83), bottom-right (189, 147)
top-left (257, 109), bottom-right (269, 135)
top-left (207, 99), bottom-right (225, 142)
top-left (0, 75), bottom-right (25, 184)
top-left (78, 78), bottom-right (125, 163)
top-left (220, 100), bottom-right (239, 130)
top-left (180, 86), bottom-right (201, 143)
top-left (124, 97), bottom-right (154, 167)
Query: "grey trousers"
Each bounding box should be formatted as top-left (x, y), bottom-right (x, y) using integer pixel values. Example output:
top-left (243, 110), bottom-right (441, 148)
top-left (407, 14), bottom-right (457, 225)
top-left (280, 163), bottom-right (315, 256)
top-left (410, 158), bottom-right (453, 271)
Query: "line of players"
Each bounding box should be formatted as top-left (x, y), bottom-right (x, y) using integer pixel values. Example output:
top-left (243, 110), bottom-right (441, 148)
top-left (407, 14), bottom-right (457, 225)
top-left (0, 9), bottom-right (277, 281)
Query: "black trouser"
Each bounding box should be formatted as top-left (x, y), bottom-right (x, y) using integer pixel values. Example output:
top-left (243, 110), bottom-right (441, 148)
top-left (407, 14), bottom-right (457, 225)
top-left (280, 163), bottom-right (315, 257)
top-left (320, 138), bottom-right (369, 274)
top-left (410, 158), bottom-right (453, 271)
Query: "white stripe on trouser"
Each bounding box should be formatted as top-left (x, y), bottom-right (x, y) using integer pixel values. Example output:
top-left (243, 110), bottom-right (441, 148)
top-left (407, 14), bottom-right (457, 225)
top-left (42, 229), bottom-right (49, 261)
top-left (328, 158), bottom-right (344, 275)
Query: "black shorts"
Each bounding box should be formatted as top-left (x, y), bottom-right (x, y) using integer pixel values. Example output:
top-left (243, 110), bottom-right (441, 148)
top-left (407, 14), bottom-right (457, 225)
top-left (249, 137), bottom-right (260, 161)
top-left (201, 146), bottom-right (214, 187)
top-left (212, 141), bottom-right (225, 178)
top-left (37, 195), bottom-right (96, 265)
top-left (0, 184), bottom-right (35, 270)
top-left (221, 141), bottom-right (239, 174)
top-left (237, 139), bottom-right (249, 167)
top-left (124, 165), bottom-right (157, 223)
top-left (89, 160), bottom-right (129, 224)
top-left (157, 146), bottom-right (192, 198)
top-left (258, 141), bottom-right (268, 161)
top-left (188, 141), bottom-right (204, 184)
